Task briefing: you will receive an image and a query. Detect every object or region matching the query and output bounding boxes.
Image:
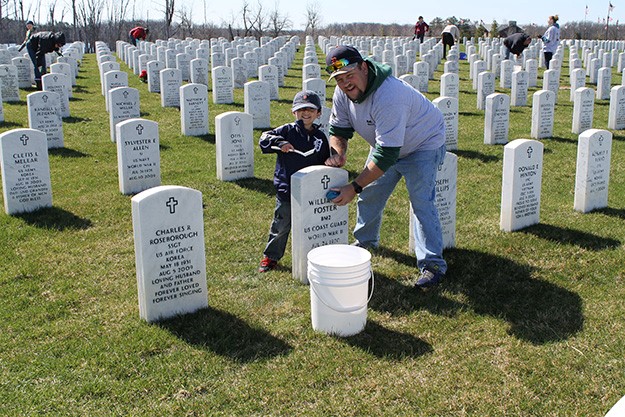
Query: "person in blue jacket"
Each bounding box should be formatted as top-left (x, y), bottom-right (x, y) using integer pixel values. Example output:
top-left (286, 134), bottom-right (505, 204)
top-left (258, 91), bottom-right (331, 272)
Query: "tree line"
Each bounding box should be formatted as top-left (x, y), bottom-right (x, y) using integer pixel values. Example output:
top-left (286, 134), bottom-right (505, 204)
top-left (1, 2), bottom-right (624, 52)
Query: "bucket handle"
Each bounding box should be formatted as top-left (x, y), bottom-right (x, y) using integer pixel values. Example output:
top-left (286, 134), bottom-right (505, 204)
top-left (309, 271), bottom-right (374, 313)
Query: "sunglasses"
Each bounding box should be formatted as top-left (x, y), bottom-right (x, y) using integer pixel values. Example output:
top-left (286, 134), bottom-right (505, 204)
top-left (326, 58), bottom-right (354, 74)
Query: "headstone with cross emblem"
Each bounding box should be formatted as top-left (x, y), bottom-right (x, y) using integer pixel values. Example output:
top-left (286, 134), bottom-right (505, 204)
top-left (608, 85), bottom-right (625, 130)
top-left (116, 118), bottom-right (161, 194)
top-left (570, 68), bottom-right (586, 102)
top-left (159, 68), bottom-right (182, 108)
top-left (572, 87), bottom-right (595, 134)
top-left (410, 151), bottom-right (457, 251)
top-left (50, 62), bottom-right (73, 98)
top-left (530, 90), bottom-right (555, 139)
top-left (574, 129), bottom-right (612, 213)
top-left (109, 87), bottom-right (140, 143)
top-left (259, 64), bottom-right (279, 100)
top-left (477, 71), bottom-right (495, 110)
top-left (290, 166), bottom-right (349, 283)
top-left (0, 128), bottom-right (52, 215)
top-left (215, 111), bottom-right (254, 181)
top-left (432, 96), bottom-right (458, 151)
top-left (27, 91), bottom-right (64, 149)
top-left (440, 73), bottom-right (459, 99)
top-left (500, 139), bottom-right (544, 232)
top-left (511, 69), bottom-right (529, 107)
top-left (211, 66), bottom-right (234, 104)
top-left (103, 70), bottom-right (129, 111)
top-left (11, 56), bottom-right (34, 88)
top-left (146, 60), bottom-right (164, 94)
top-left (41, 73), bottom-right (70, 118)
top-left (189, 58), bottom-right (209, 87)
top-left (244, 80), bottom-right (270, 129)
top-left (131, 185), bottom-right (208, 322)
top-left (0, 64), bottom-right (20, 102)
top-left (484, 93), bottom-right (510, 145)
top-left (180, 83), bottom-right (209, 136)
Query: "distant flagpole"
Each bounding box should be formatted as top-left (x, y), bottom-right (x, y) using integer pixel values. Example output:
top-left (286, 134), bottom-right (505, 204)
top-left (606, 2), bottom-right (615, 39)
top-left (584, 5), bottom-right (589, 39)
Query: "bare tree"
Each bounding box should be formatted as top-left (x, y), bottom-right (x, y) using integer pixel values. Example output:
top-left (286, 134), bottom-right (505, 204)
top-left (77, 0), bottom-right (105, 52)
top-left (240, 1), bottom-right (252, 37)
top-left (163, 0), bottom-right (175, 38)
top-left (177, 4), bottom-right (193, 38)
top-left (304, 1), bottom-right (321, 38)
top-left (268, 2), bottom-right (290, 37)
top-left (246, 0), bottom-right (267, 37)
top-left (106, 0), bottom-right (131, 46)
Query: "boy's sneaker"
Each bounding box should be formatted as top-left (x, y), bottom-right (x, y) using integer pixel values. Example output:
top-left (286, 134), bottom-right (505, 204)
top-left (258, 257), bottom-right (277, 273)
top-left (415, 267), bottom-right (445, 291)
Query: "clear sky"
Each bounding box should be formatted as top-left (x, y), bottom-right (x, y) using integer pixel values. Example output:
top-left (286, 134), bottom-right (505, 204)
top-left (25, 0), bottom-right (625, 31)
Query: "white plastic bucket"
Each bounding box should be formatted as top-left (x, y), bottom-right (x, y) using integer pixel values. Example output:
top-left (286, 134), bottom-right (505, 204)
top-left (307, 245), bottom-right (374, 337)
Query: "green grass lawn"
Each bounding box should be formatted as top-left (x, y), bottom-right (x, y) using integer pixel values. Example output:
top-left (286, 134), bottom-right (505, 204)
top-left (1, 42), bottom-right (624, 416)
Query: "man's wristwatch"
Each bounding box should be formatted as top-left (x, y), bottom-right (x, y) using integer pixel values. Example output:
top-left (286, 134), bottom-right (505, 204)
top-left (351, 180), bottom-right (363, 194)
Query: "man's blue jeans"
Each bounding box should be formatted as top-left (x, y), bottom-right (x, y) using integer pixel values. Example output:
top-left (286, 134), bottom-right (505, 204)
top-left (354, 144), bottom-right (447, 273)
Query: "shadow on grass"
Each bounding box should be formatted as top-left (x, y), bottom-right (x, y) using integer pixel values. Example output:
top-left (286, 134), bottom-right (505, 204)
top-left (547, 136), bottom-right (576, 144)
top-left (49, 147), bottom-right (89, 158)
top-left (595, 206), bottom-right (625, 220)
top-left (15, 206), bottom-right (93, 231)
top-left (454, 149), bottom-right (499, 163)
top-left (340, 320), bottom-right (433, 359)
top-left (234, 177), bottom-right (275, 196)
top-left (0, 121), bottom-right (23, 128)
top-left (63, 116), bottom-right (92, 123)
top-left (369, 247), bottom-right (584, 345)
top-left (521, 223), bottom-right (620, 250)
top-left (158, 306), bottom-right (292, 362)
top-left (195, 133), bottom-right (215, 143)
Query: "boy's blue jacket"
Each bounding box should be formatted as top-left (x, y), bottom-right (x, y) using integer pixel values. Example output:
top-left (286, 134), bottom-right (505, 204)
top-left (259, 119), bottom-right (330, 201)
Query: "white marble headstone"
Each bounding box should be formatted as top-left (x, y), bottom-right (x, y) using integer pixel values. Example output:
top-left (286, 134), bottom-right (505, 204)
top-left (41, 73), bottom-right (70, 118)
top-left (189, 58), bottom-right (209, 86)
top-left (500, 139), bottom-right (544, 232)
top-left (11, 57), bottom-right (33, 88)
top-left (608, 85), bottom-right (625, 130)
top-left (530, 90), bottom-right (555, 139)
top-left (0, 64), bottom-right (20, 102)
top-left (432, 96), bottom-right (458, 151)
top-left (244, 80), bottom-right (270, 129)
top-left (159, 68), bottom-right (182, 108)
top-left (215, 111), bottom-right (254, 181)
top-left (211, 66), bottom-right (234, 104)
top-left (572, 87), bottom-right (595, 134)
top-left (27, 91), bottom-right (64, 149)
top-left (511, 70), bottom-right (529, 107)
top-left (0, 128), bottom-right (52, 215)
top-left (291, 166), bottom-right (349, 283)
top-left (131, 185), bottom-right (208, 323)
top-left (180, 83), bottom-right (209, 136)
top-left (116, 118), bottom-right (161, 195)
top-left (574, 129), bottom-right (612, 213)
top-left (259, 64), bottom-right (279, 100)
top-left (484, 93), bottom-right (510, 145)
top-left (109, 86), bottom-right (140, 142)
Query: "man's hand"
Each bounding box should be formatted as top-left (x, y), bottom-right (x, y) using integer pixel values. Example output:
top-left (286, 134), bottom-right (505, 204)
top-left (327, 184), bottom-right (357, 206)
top-left (325, 153), bottom-right (346, 167)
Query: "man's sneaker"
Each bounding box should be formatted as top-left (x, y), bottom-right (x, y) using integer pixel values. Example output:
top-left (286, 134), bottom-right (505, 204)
top-left (258, 257), bottom-right (277, 273)
top-left (415, 267), bottom-right (445, 291)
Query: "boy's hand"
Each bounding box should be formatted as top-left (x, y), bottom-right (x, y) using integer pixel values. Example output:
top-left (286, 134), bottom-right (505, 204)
top-left (280, 143), bottom-right (294, 152)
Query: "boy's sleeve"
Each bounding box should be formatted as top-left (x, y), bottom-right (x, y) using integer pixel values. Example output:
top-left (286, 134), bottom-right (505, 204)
top-left (259, 126), bottom-right (289, 153)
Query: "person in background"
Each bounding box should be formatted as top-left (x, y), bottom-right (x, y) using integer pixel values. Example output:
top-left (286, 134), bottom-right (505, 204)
top-left (413, 16), bottom-right (430, 43)
top-left (441, 21), bottom-right (460, 59)
top-left (18, 20), bottom-right (36, 52)
top-left (503, 32), bottom-right (532, 60)
top-left (324, 45), bottom-right (447, 291)
top-left (539, 15), bottom-right (560, 69)
top-left (258, 91), bottom-right (331, 273)
top-left (26, 31), bottom-right (65, 90)
top-left (128, 26), bottom-right (149, 46)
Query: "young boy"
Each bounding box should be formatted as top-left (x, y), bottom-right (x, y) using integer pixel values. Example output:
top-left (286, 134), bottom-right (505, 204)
top-left (258, 91), bottom-right (330, 272)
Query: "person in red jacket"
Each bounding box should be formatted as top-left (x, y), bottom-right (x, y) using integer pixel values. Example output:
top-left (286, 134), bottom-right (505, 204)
top-left (413, 16), bottom-right (429, 43)
top-left (128, 26), bottom-right (149, 46)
